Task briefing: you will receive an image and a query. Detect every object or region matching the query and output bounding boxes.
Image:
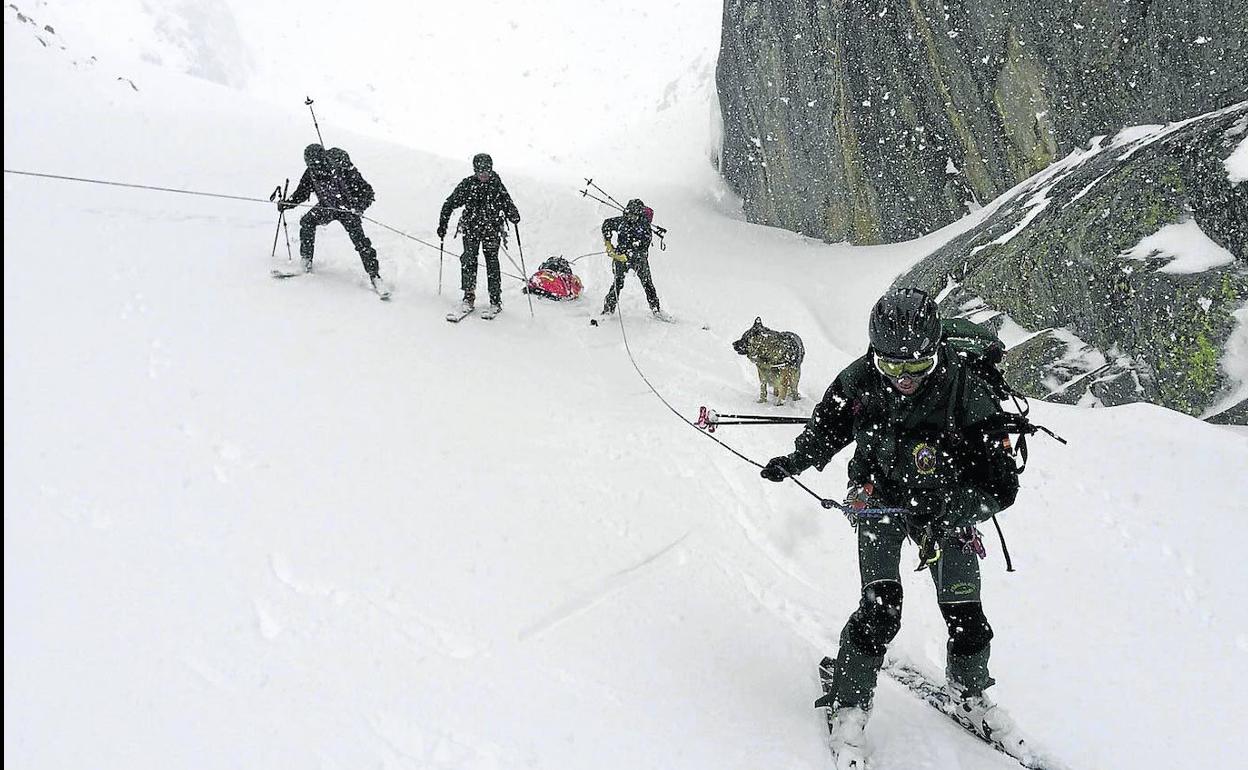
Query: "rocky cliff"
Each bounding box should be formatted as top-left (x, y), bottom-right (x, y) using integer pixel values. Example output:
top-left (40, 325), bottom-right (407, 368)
top-left (716, 0), bottom-right (1248, 244)
top-left (893, 103), bottom-right (1248, 421)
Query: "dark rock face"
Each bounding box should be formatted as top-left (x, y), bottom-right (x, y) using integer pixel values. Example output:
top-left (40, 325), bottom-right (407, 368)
top-left (716, 0), bottom-right (1248, 244)
top-left (894, 103), bottom-right (1248, 420)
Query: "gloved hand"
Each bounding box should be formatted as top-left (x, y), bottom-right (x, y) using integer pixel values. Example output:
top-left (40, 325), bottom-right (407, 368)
top-left (839, 482), bottom-right (885, 527)
top-left (277, 199), bottom-right (297, 212)
top-left (605, 242), bottom-right (626, 262)
top-left (437, 224), bottom-right (448, 240)
top-left (508, 212), bottom-right (521, 224)
top-left (760, 454), bottom-right (801, 482)
top-left (843, 482), bottom-right (877, 511)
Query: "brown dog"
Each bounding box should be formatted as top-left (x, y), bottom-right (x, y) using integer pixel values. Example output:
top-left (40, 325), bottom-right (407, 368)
top-left (732, 317), bottom-right (805, 405)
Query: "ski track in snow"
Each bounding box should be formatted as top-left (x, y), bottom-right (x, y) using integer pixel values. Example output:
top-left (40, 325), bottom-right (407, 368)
top-left (517, 530), bottom-right (693, 642)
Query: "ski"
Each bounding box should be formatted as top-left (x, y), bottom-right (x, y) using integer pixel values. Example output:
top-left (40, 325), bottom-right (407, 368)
top-left (588, 312), bottom-right (674, 326)
top-left (881, 660), bottom-right (1066, 770)
top-left (446, 307), bottom-right (475, 323)
top-left (271, 256), bottom-right (312, 279)
top-left (478, 306), bottom-right (501, 320)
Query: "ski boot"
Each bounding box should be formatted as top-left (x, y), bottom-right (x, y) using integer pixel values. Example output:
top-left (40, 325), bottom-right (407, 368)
top-left (827, 705), bottom-right (870, 770)
top-left (948, 683), bottom-right (1032, 761)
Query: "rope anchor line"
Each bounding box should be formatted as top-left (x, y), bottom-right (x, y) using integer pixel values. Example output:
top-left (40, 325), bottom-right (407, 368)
top-left (4, 168), bottom-right (616, 283)
top-left (611, 306), bottom-right (903, 518)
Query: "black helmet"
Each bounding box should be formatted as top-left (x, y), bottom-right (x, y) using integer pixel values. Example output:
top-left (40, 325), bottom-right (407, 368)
top-left (473, 153), bottom-right (493, 173)
top-left (304, 143), bottom-right (327, 167)
top-left (624, 198), bottom-right (646, 217)
top-left (868, 288), bottom-right (941, 359)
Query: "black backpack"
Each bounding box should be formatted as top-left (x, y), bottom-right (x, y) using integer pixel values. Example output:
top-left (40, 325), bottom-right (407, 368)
top-left (941, 317), bottom-right (1066, 475)
top-left (538, 256), bottom-right (573, 275)
top-left (327, 148), bottom-right (375, 211)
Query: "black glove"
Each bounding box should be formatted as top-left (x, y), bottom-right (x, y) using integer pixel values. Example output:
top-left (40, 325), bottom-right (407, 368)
top-left (761, 454), bottom-right (801, 483)
top-left (437, 224), bottom-right (448, 240)
top-left (508, 212), bottom-right (521, 224)
top-left (277, 199), bottom-right (297, 212)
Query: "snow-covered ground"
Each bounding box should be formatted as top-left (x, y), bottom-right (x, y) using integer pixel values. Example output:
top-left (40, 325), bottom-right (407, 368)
top-left (5, 4), bottom-right (1248, 770)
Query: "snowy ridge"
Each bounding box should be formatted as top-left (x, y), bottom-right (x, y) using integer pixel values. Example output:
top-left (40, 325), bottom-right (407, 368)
top-left (6, 6), bottom-right (1248, 770)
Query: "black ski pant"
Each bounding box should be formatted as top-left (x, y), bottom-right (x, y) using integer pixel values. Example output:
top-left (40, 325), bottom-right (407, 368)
top-left (460, 234), bottom-right (502, 306)
top-left (299, 206), bottom-right (379, 277)
top-left (602, 251), bottom-right (660, 314)
top-left (825, 512), bottom-right (994, 710)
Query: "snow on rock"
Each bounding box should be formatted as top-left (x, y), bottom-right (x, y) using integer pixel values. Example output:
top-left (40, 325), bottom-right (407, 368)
top-left (1205, 301), bottom-right (1248, 419)
top-left (1119, 218), bottom-right (1237, 274)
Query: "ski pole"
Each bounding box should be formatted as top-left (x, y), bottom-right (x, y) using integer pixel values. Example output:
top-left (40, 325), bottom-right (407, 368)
top-left (699, 420), bottom-right (813, 432)
top-left (438, 237), bottom-right (445, 295)
top-left (305, 96), bottom-right (325, 145)
top-left (704, 419), bottom-right (810, 426)
top-left (695, 406), bottom-right (809, 430)
top-left (268, 184), bottom-right (285, 259)
top-left (279, 178), bottom-right (293, 262)
top-left (585, 178), bottom-right (625, 209)
top-left (514, 223), bottom-right (534, 318)
top-left (708, 411), bottom-right (810, 422)
top-left (579, 188), bottom-right (622, 211)
top-left (581, 184), bottom-right (668, 249)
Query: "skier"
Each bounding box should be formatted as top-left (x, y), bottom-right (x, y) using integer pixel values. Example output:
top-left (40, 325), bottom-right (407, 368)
top-left (760, 288), bottom-right (1027, 769)
top-left (437, 153), bottom-right (521, 320)
top-left (278, 143), bottom-right (388, 297)
top-left (600, 198), bottom-right (670, 322)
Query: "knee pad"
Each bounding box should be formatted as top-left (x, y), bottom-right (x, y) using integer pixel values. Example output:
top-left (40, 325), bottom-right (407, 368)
top-left (846, 580), bottom-right (903, 656)
top-left (940, 601), bottom-right (993, 656)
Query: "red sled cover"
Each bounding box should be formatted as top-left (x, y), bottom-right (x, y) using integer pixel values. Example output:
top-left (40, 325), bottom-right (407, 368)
top-left (525, 258), bottom-right (583, 301)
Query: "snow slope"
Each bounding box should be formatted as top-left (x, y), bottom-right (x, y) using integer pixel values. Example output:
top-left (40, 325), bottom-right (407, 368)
top-left (6, 6), bottom-right (1248, 770)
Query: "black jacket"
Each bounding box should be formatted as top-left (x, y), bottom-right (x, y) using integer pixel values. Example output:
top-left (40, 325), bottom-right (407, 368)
top-left (602, 215), bottom-right (652, 255)
top-left (789, 347), bottom-right (1019, 523)
top-left (439, 172), bottom-right (520, 238)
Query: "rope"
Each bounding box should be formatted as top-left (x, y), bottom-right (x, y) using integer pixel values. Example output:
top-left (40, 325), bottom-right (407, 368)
top-left (4, 169), bottom-right (277, 204)
top-left (4, 167), bottom-right (527, 281)
top-left (611, 304), bottom-right (897, 518)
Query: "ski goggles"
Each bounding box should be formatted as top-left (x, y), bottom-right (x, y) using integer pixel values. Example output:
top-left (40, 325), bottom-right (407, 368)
top-left (873, 351), bottom-right (938, 379)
